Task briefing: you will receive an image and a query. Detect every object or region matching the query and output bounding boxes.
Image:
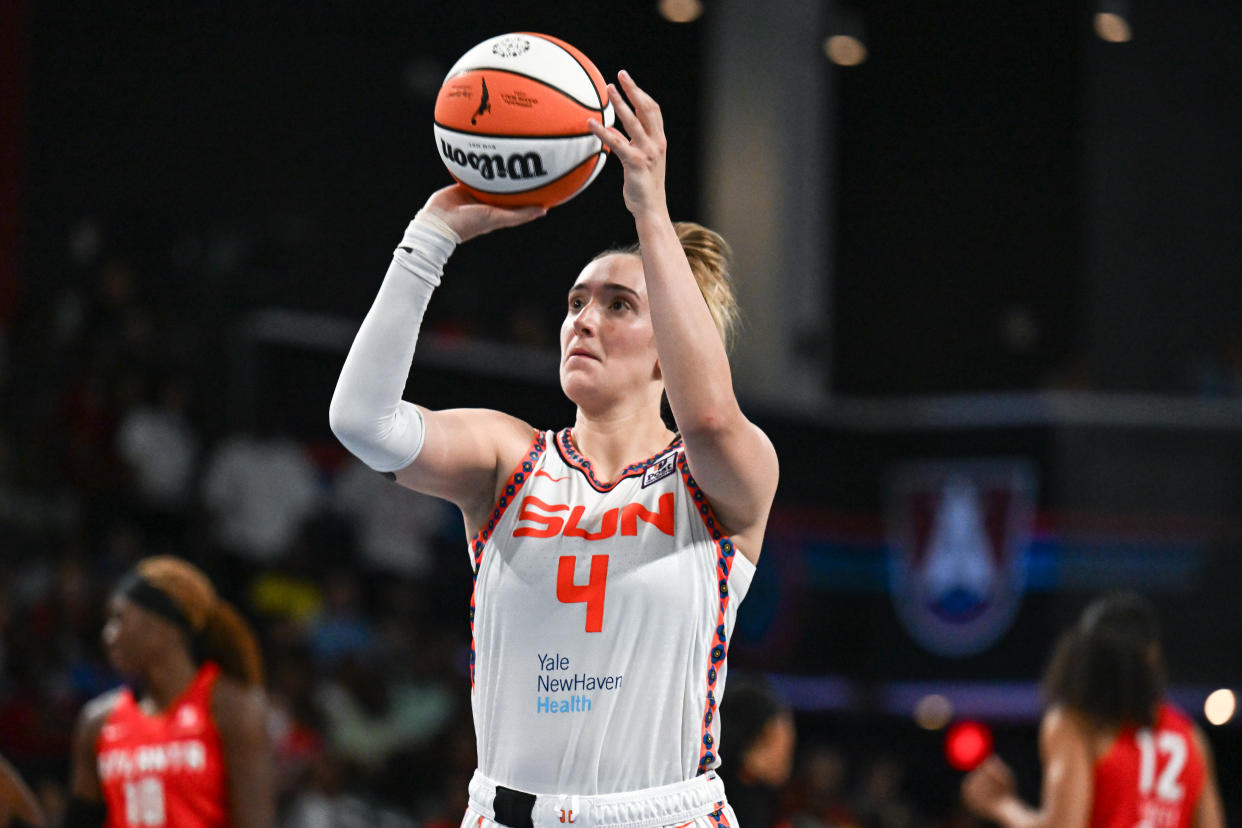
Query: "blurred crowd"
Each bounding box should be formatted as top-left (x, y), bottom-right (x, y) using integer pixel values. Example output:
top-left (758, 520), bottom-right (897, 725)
top-left (0, 241), bottom-right (985, 827)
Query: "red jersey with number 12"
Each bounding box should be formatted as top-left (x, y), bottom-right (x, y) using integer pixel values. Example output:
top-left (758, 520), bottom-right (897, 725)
top-left (1090, 702), bottom-right (1205, 828)
top-left (96, 662), bottom-right (229, 828)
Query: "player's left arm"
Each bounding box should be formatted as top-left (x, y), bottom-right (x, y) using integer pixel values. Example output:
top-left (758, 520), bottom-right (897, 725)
top-left (0, 752), bottom-right (44, 827)
top-left (589, 71), bottom-right (779, 563)
top-left (212, 679), bottom-right (274, 828)
top-left (1191, 725), bottom-right (1225, 828)
top-left (961, 708), bottom-right (1093, 828)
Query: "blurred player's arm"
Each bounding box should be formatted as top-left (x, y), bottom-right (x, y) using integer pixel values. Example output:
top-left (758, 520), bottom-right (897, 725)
top-left (1192, 725), bottom-right (1225, 828)
top-left (64, 694), bottom-right (115, 828)
top-left (0, 752), bottom-right (44, 827)
top-left (961, 708), bottom-right (1092, 828)
top-left (213, 680), bottom-right (275, 828)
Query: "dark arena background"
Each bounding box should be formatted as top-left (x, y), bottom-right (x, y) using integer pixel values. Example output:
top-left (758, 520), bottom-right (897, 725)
top-left (2, 1), bottom-right (1241, 825)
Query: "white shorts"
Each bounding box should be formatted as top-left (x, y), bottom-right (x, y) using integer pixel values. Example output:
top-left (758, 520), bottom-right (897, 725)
top-left (462, 770), bottom-right (737, 828)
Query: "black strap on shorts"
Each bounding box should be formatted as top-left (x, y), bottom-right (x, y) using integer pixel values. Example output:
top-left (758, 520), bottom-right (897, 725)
top-left (492, 786), bottom-right (537, 828)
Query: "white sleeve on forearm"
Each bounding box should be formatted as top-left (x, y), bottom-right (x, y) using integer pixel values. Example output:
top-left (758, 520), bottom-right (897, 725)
top-left (328, 216), bottom-right (459, 473)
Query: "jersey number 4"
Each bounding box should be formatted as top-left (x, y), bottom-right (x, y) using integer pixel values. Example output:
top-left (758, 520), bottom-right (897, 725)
top-left (557, 555), bottom-right (609, 632)
top-left (1137, 728), bottom-right (1187, 801)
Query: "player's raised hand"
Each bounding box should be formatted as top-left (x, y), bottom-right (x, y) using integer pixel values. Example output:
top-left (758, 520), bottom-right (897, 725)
top-left (421, 184), bottom-right (547, 242)
top-left (961, 755), bottom-right (1017, 820)
top-left (588, 70), bottom-right (668, 219)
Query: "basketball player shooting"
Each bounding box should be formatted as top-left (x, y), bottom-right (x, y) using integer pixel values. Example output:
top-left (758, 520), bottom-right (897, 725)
top-left (330, 70), bottom-right (779, 827)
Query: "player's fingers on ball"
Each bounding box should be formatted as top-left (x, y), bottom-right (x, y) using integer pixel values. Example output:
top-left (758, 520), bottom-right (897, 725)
top-left (606, 84), bottom-right (643, 141)
top-left (588, 121), bottom-right (631, 157)
top-left (503, 207), bottom-right (546, 225)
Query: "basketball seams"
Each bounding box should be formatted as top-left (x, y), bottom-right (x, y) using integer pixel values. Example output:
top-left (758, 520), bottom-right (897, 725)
top-left (515, 31), bottom-right (606, 110)
top-left (433, 122), bottom-right (600, 141)
top-left (444, 68), bottom-right (605, 115)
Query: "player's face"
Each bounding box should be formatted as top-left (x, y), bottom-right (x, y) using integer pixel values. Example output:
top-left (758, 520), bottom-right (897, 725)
top-left (101, 594), bottom-right (174, 675)
top-left (559, 254), bottom-right (660, 409)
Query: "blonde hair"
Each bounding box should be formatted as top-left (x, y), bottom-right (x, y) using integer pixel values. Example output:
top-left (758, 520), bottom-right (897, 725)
top-left (135, 556), bottom-right (265, 687)
top-left (596, 222), bottom-right (740, 352)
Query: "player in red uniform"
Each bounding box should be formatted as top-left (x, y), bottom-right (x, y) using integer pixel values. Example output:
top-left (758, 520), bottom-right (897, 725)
top-left (64, 557), bottom-right (273, 828)
top-left (962, 592), bottom-right (1225, 828)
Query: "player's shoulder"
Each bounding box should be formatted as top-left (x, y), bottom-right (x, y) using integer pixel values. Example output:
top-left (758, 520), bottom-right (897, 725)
top-left (209, 675), bottom-right (268, 751)
top-left (428, 406), bottom-right (537, 437)
top-left (81, 688), bottom-right (125, 723)
top-left (210, 674), bottom-right (265, 715)
top-left (1158, 700), bottom-right (1195, 728)
top-left (1041, 705), bottom-right (1094, 744)
top-left (75, 687), bottom-right (126, 743)
top-left (427, 407), bottom-right (544, 471)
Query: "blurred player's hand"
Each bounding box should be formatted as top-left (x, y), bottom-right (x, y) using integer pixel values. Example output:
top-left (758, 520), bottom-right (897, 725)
top-left (961, 755), bottom-right (1017, 820)
top-left (421, 184), bottom-right (546, 243)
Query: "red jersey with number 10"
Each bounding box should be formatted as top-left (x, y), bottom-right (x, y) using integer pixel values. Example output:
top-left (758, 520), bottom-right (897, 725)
top-left (1090, 703), bottom-right (1205, 828)
top-left (96, 662), bottom-right (229, 828)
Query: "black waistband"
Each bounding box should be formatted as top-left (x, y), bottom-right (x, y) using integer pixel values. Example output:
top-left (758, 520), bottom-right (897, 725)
top-left (493, 786), bottom-right (536, 828)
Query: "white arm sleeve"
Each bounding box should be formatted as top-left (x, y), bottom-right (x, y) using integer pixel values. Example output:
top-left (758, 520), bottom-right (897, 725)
top-left (328, 214), bottom-right (460, 473)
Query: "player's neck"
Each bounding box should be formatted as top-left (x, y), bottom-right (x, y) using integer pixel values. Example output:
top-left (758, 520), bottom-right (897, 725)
top-left (571, 410), bottom-right (674, 484)
top-left (140, 652), bottom-right (201, 712)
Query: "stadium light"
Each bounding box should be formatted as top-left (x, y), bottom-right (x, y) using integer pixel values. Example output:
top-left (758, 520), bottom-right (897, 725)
top-left (1094, 0), bottom-right (1132, 42)
top-left (824, 8), bottom-right (868, 66)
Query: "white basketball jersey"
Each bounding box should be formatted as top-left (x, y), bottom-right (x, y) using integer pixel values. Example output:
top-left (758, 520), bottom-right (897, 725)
top-left (468, 428), bottom-right (756, 795)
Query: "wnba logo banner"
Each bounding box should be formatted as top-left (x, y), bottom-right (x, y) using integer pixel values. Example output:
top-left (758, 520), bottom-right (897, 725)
top-left (884, 460), bottom-right (1037, 658)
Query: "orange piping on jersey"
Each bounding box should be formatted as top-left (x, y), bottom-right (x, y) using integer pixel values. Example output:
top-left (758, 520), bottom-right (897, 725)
top-left (554, 428), bottom-right (683, 493)
top-left (679, 453), bottom-right (740, 776)
top-left (469, 429), bottom-right (546, 691)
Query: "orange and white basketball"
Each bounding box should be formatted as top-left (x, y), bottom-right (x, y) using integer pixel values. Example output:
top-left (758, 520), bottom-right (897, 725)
top-left (433, 32), bottom-right (615, 208)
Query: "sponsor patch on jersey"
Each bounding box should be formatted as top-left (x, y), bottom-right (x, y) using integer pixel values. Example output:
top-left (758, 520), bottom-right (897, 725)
top-left (642, 450), bottom-right (679, 488)
top-left (884, 459), bottom-right (1037, 658)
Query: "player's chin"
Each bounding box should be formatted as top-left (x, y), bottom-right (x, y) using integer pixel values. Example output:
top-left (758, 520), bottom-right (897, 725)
top-left (560, 370), bottom-right (603, 406)
top-left (559, 370), bottom-right (582, 399)
top-left (105, 648), bottom-right (131, 674)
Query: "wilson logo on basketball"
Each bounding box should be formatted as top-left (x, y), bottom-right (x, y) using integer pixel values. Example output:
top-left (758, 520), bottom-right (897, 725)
top-left (439, 139), bottom-right (548, 181)
top-left (514, 493), bottom-right (675, 540)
